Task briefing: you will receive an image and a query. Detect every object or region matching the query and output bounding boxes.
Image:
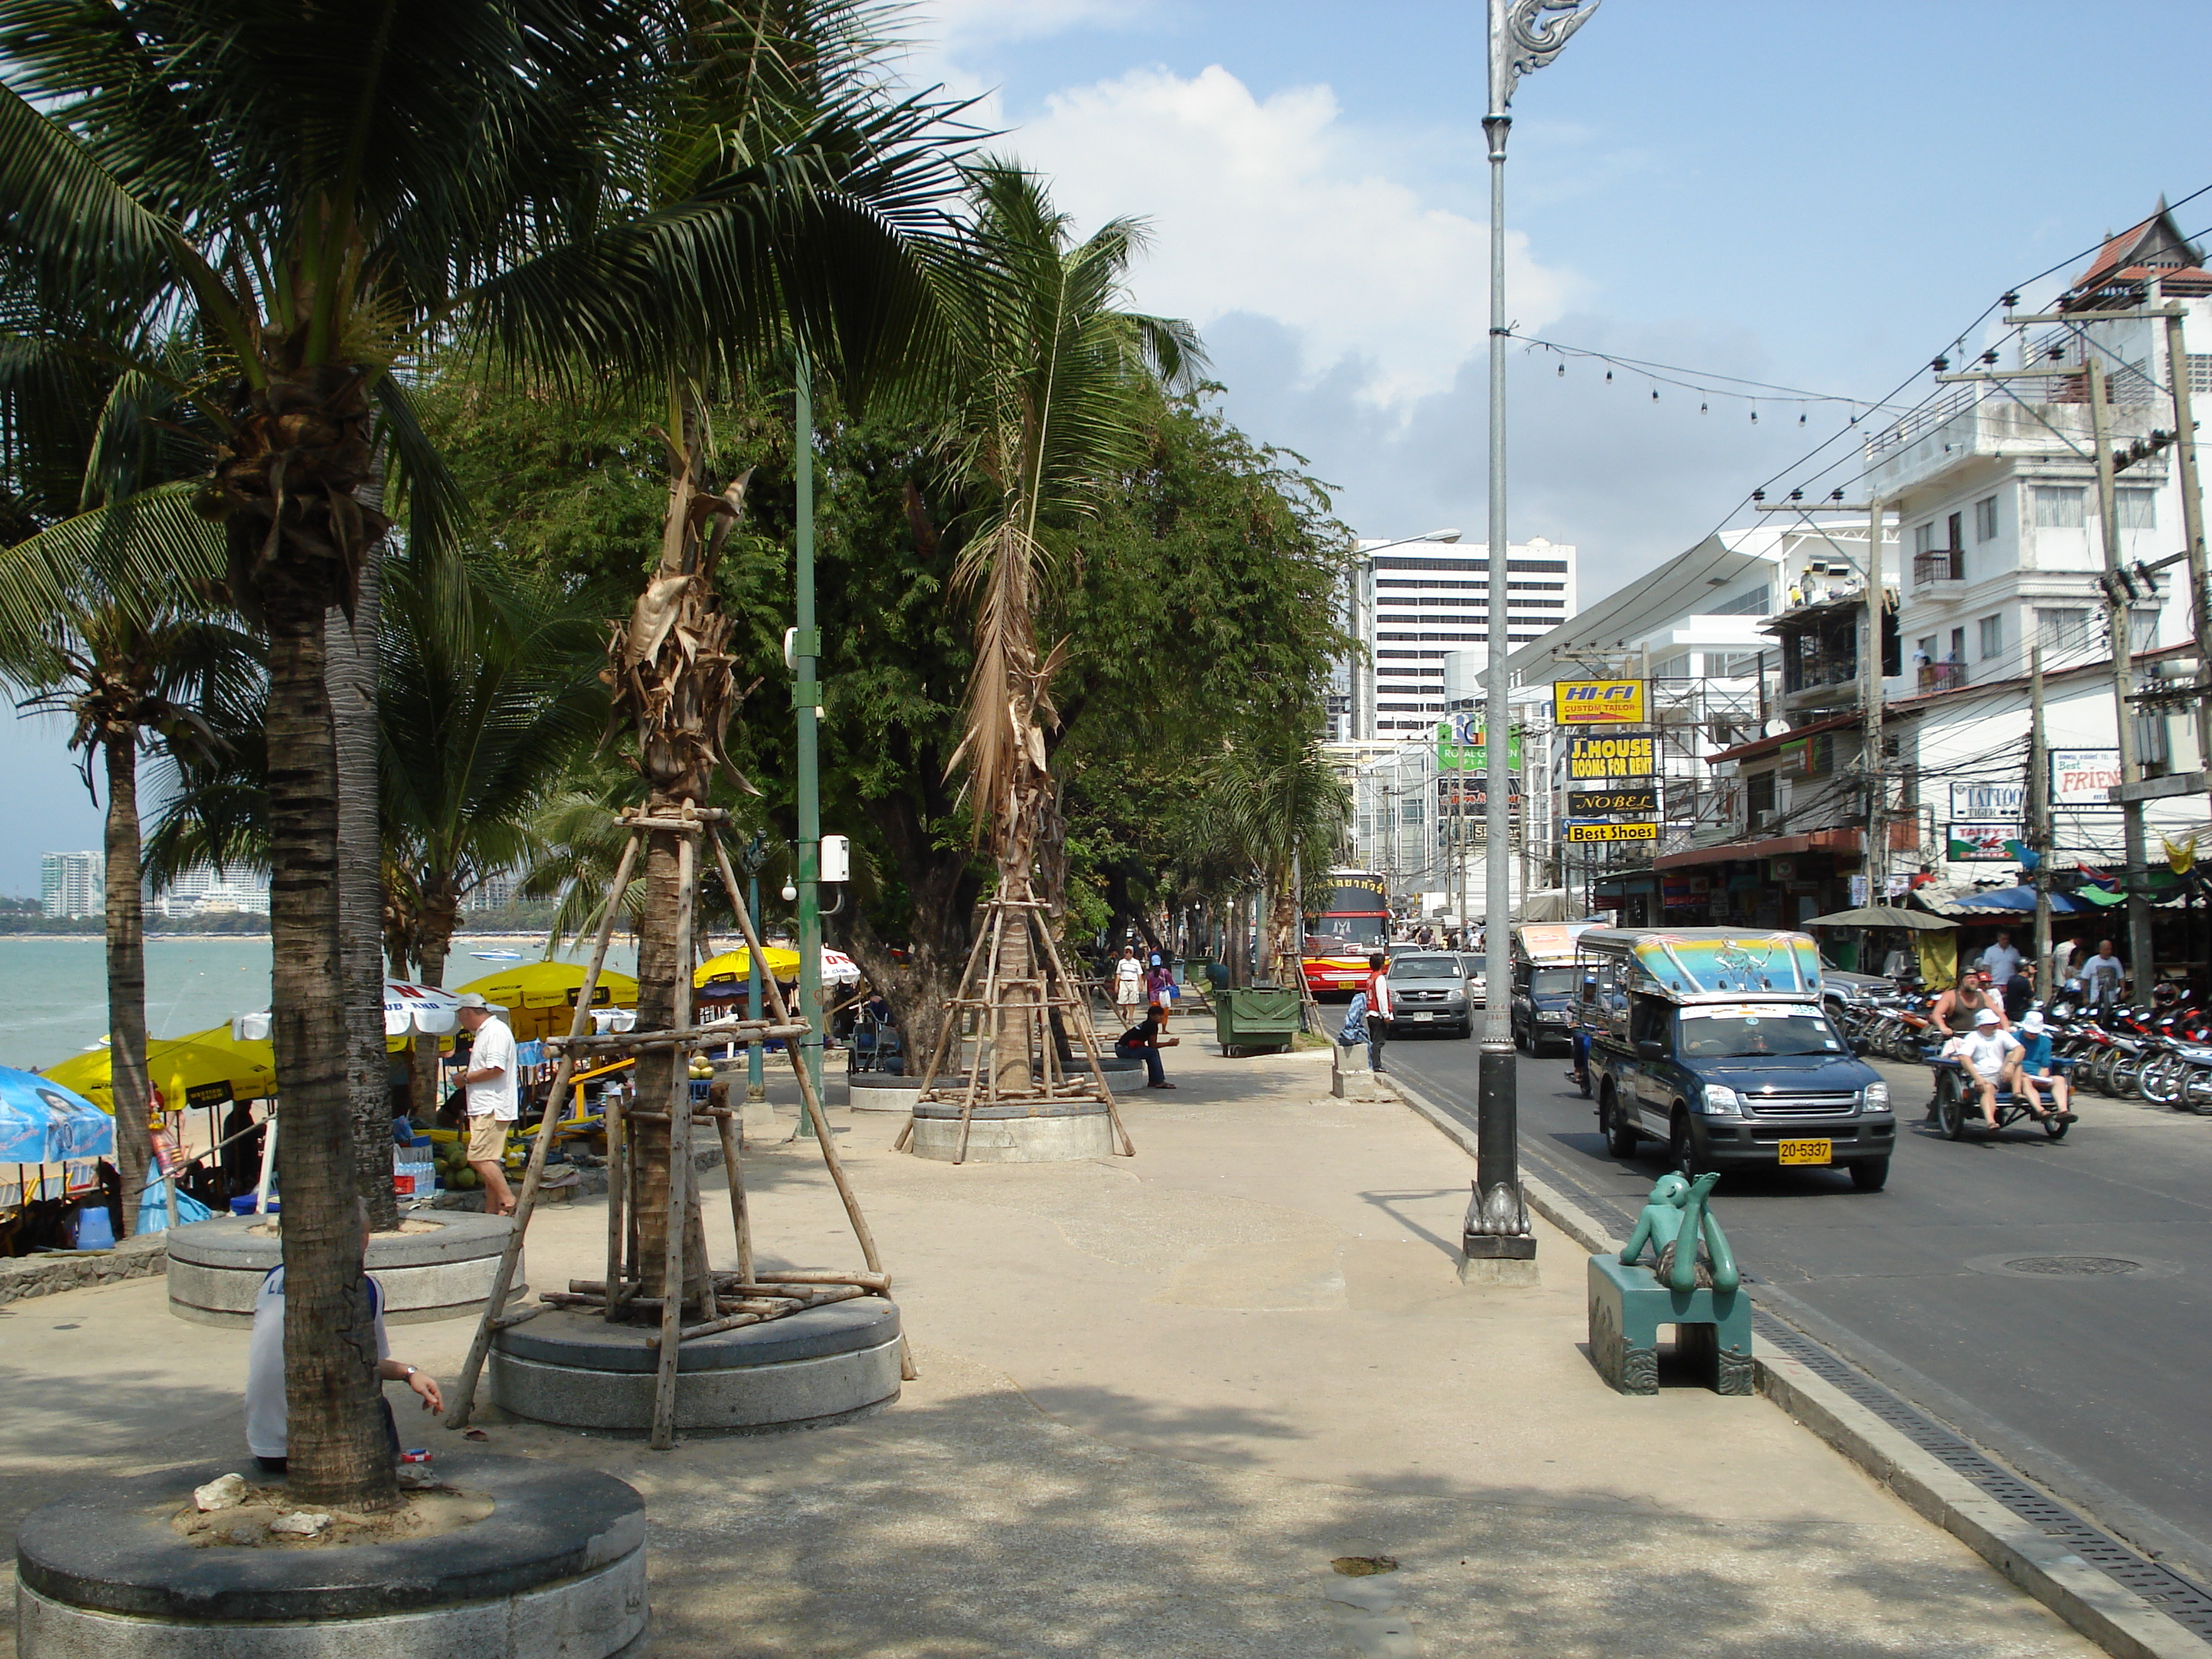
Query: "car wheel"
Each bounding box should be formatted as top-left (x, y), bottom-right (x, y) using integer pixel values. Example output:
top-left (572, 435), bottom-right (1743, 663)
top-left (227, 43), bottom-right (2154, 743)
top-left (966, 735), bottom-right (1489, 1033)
top-left (1669, 1110), bottom-right (1709, 1180)
top-left (1850, 1157), bottom-right (1890, 1192)
top-left (1602, 1093), bottom-right (1638, 1159)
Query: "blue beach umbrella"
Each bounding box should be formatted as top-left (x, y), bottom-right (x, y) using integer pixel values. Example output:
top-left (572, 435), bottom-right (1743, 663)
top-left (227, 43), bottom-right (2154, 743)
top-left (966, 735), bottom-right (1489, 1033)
top-left (0, 1069), bottom-right (113, 1164)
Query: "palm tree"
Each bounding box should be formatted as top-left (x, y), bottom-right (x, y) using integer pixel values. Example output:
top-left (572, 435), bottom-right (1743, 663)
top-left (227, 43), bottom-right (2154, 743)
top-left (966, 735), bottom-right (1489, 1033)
top-left (1199, 724), bottom-right (1351, 991)
top-left (1, 0), bottom-right (960, 1509)
top-left (936, 163), bottom-right (1200, 1092)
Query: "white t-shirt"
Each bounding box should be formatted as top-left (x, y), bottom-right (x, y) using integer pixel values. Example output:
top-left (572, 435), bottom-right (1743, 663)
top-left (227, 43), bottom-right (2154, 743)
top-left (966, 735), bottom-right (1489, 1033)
top-left (1113, 958), bottom-right (1143, 994)
top-left (464, 1016), bottom-right (518, 1120)
top-left (1980, 942), bottom-right (2023, 984)
top-left (2081, 953), bottom-right (2124, 999)
top-left (246, 1266), bottom-right (388, 1459)
top-left (1958, 1028), bottom-right (2021, 1079)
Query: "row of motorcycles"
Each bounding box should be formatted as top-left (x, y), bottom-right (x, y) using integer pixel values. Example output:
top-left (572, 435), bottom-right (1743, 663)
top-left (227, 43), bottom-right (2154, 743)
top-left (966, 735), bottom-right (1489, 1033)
top-left (1834, 985), bottom-right (2212, 1107)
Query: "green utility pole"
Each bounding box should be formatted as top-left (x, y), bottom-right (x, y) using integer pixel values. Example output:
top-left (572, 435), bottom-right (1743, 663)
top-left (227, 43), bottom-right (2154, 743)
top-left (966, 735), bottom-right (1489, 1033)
top-left (794, 355), bottom-right (823, 1138)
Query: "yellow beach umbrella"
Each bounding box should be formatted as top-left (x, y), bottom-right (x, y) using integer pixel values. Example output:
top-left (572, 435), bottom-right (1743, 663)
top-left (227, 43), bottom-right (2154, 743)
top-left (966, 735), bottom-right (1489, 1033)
top-left (45, 1034), bottom-right (279, 1113)
top-left (453, 961), bottom-right (640, 1043)
top-left (694, 946), bottom-right (801, 990)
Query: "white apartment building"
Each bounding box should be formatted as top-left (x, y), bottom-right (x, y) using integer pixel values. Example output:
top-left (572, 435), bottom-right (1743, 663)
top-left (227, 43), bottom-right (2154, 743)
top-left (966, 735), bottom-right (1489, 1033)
top-left (149, 863), bottom-right (272, 917)
top-left (1344, 537), bottom-right (1577, 739)
top-left (40, 850), bottom-right (102, 919)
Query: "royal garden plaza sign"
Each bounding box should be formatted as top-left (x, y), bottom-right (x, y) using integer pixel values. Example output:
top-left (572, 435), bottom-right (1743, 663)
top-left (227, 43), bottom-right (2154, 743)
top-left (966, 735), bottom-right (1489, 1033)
top-left (1435, 714), bottom-right (1523, 770)
top-left (1552, 679), bottom-right (1645, 725)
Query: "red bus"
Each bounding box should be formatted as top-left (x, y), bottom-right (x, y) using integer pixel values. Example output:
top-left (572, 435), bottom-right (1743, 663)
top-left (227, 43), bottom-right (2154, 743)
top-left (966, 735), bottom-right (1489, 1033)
top-left (1303, 868), bottom-right (1390, 999)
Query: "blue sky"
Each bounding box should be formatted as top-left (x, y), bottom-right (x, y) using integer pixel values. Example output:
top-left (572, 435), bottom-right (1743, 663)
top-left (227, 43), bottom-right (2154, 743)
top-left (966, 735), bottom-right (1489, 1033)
top-left (9, 0), bottom-right (2212, 892)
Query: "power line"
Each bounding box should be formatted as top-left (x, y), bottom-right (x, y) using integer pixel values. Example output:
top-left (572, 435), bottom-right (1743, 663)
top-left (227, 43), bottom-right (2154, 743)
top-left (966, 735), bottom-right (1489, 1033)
top-left (1509, 333), bottom-right (1911, 418)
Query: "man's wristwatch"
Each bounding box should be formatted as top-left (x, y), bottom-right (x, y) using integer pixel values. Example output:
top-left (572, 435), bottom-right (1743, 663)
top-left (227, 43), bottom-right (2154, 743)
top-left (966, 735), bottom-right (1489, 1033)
top-left (403, 1365), bottom-right (418, 1380)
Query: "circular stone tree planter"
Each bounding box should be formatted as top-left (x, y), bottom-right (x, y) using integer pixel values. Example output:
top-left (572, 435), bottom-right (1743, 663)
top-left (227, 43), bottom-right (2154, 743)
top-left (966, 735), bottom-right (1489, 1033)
top-left (166, 1213), bottom-right (524, 1328)
top-left (490, 1296), bottom-right (902, 1434)
top-left (907, 1098), bottom-right (1116, 1164)
top-left (14, 1453), bottom-right (645, 1658)
top-left (854, 1061), bottom-right (1141, 1112)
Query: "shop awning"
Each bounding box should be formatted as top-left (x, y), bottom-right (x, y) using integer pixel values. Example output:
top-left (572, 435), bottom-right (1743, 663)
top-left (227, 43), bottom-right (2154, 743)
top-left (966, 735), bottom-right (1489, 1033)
top-left (1653, 827), bottom-right (1861, 872)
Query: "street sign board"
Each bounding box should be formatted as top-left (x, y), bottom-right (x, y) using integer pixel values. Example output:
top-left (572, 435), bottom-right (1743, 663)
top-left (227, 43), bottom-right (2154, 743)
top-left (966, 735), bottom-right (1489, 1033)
top-left (1565, 821), bottom-right (1659, 843)
top-left (1946, 823), bottom-right (2018, 863)
top-left (2051, 748), bottom-right (2123, 807)
top-left (1434, 715), bottom-right (1523, 771)
top-left (1554, 679), bottom-right (1646, 726)
top-left (1949, 781), bottom-right (2025, 823)
top-left (1565, 732), bottom-right (1655, 778)
top-left (1569, 785), bottom-right (1660, 817)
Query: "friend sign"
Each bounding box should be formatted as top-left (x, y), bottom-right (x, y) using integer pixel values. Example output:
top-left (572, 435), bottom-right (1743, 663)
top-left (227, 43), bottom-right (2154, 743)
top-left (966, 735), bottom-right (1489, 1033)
top-left (1553, 679), bottom-right (1646, 726)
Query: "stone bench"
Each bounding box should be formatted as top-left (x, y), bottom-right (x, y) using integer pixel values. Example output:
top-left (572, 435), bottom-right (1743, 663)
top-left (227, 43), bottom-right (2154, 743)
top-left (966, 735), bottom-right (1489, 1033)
top-left (1586, 1253), bottom-right (1753, 1396)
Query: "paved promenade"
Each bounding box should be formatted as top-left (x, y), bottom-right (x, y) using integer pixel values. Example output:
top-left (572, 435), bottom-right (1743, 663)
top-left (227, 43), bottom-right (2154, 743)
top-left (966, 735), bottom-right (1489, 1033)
top-left (0, 1035), bottom-right (2098, 1657)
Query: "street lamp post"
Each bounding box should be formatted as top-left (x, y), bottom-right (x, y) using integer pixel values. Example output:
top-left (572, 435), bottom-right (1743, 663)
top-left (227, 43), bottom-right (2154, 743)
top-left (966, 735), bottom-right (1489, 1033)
top-left (1467, 0), bottom-right (1599, 1277)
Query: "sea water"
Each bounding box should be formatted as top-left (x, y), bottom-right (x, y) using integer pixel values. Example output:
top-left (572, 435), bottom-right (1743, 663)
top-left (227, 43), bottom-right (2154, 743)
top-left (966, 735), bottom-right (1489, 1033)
top-left (0, 935), bottom-right (642, 1073)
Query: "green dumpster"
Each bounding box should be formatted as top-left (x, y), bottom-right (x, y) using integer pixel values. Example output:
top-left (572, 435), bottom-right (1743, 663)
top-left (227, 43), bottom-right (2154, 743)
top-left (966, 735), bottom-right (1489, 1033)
top-left (1213, 985), bottom-right (1303, 1056)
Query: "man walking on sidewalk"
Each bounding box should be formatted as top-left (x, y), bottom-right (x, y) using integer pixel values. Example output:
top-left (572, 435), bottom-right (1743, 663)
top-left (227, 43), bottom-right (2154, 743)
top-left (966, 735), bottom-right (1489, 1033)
top-left (454, 993), bottom-right (518, 1215)
top-left (1364, 952), bottom-right (1392, 1075)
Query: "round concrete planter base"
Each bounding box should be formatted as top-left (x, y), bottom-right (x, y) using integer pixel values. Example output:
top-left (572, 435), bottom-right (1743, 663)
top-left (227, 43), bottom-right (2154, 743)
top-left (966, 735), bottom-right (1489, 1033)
top-left (490, 1297), bottom-right (902, 1434)
top-left (12, 1453), bottom-right (645, 1659)
top-left (853, 1063), bottom-right (1140, 1112)
top-left (907, 1099), bottom-right (1117, 1164)
top-left (166, 1213), bottom-right (523, 1328)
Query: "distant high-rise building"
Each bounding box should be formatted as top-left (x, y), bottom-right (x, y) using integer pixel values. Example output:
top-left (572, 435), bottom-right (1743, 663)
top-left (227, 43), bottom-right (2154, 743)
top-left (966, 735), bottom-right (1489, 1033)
top-left (146, 863), bottom-right (271, 918)
top-left (463, 872), bottom-right (516, 914)
top-left (41, 850), bottom-right (104, 919)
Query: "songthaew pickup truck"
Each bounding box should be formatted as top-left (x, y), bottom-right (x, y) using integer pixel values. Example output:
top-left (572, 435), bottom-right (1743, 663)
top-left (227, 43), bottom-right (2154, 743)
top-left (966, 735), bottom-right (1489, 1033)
top-left (1575, 927), bottom-right (1894, 1191)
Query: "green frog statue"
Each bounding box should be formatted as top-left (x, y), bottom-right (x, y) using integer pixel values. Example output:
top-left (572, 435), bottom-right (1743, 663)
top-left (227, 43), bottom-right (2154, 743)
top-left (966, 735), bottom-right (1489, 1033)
top-left (1619, 1172), bottom-right (1740, 1295)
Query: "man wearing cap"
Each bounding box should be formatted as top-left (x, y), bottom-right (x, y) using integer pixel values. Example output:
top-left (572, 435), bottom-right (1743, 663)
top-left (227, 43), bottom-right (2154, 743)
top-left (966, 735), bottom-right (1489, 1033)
top-left (1943, 1007), bottom-right (2023, 1132)
top-left (2013, 1009), bottom-right (2074, 1125)
top-left (454, 994), bottom-right (518, 1215)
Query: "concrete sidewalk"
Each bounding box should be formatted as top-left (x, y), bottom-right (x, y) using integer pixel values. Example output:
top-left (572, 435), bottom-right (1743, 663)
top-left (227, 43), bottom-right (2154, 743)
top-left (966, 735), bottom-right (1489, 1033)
top-left (0, 1033), bottom-right (2099, 1657)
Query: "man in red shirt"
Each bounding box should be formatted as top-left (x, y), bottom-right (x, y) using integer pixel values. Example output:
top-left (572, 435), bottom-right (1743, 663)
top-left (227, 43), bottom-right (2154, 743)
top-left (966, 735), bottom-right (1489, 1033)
top-left (1364, 953), bottom-right (1392, 1074)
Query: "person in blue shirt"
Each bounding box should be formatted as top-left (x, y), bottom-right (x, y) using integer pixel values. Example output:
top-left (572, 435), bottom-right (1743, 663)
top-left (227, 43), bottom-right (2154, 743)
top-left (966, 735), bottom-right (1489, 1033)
top-left (2013, 1010), bottom-right (2074, 1123)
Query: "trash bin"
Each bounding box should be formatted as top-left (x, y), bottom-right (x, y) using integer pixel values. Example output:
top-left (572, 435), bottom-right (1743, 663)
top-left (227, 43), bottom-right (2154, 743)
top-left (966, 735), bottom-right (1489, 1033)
top-left (1213, 985), bottom-right (1303, 1057)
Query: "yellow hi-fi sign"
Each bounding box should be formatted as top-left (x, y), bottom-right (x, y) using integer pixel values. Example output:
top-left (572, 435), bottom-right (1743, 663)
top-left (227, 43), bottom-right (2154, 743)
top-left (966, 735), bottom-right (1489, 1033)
top-left (1552, 679), bottom-right (1645, 725)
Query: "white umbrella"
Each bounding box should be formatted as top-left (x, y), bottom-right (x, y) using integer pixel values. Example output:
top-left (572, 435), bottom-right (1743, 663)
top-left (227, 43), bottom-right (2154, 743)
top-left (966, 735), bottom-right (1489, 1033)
top-left (233, 978), bottom-right (469, 1041)
top-left (821, 948), bottom-right (863, 986)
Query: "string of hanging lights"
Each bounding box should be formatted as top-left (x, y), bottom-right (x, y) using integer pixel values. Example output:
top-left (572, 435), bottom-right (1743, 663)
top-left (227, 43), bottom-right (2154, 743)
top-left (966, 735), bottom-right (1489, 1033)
top-left (1513, 331), bottom-right (1910, 426)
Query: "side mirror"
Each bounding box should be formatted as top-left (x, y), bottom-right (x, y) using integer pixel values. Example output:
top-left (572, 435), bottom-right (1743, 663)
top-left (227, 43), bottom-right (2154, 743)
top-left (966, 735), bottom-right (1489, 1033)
top-left (1851, 1037), bottom-right (1872, 1056)
top-left (1635, 1038), bottom-right (1665, 1061)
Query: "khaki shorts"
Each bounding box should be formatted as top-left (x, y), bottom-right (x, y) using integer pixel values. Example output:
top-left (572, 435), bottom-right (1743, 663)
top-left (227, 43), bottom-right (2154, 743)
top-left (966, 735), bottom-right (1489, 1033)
top-left (467, 1115), bottom-right (511, 1163)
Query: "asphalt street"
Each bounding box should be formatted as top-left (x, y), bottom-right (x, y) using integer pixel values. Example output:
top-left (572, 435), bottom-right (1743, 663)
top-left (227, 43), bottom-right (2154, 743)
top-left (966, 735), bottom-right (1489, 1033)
top-left (1383, 1022), bottom-right (2212, 1588)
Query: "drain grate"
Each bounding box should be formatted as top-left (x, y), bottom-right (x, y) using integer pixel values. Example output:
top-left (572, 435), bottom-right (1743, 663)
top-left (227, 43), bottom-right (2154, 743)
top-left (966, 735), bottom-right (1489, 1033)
top-left (2005, 1255), bottom-right (2141, 1276)
top-left (1503, 1140), bottom-right (2212, 1645)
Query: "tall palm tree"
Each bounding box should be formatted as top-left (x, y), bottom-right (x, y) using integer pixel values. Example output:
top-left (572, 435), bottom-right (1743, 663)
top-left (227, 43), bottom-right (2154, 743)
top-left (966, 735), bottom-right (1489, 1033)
top-left (1200, 724), bottom-right (1351, 989)
top-left (937, 163), bottom-right (1199, 1090)
top-left (0, 0), bottom-right (959, 1509)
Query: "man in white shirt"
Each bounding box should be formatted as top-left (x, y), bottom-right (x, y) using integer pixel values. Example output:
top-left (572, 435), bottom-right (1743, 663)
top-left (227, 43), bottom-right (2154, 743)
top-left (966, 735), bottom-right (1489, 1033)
top-left (245, 1201), bottom-right (443, 1473)
top-left (454, 993), bottom-right (518, 1215)
top-left (1979, 931), bottom-right (2023, 989)
top-left (1944, 1007), bottom-right (2022, 1131)
top-left (2080, 939), bottom-right (2126, 1009)
top-left (1112, 946), bottom-right (1144, 1026)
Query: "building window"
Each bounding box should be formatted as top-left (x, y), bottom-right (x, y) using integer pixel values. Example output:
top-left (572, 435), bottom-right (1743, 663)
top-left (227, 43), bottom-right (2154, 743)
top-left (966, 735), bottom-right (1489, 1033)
top-left (1711, 651), bottom-right (1762, 677)
top-left (1974, 495), bottom-right (1998, 541)
top-left (1401, 801), bottom-right (1422, 824)
top-left (2117, 487), bottom-right (2157, 531)
top-left (1978, 613), bottom-right (2003, 660)
top-left (1707, 585), bottom-right (1769, 617)
top-left (2191, 355), bottom-right (2212, 398)
top-left (1947, 511), bottom-right (1964, 549)
top-left (2034, 485), bottom-right (2086, 529)
top-left (1912, 521), bottom-right (1936, 554)
top-left (2036, 607), bottom-right (2092, 652)
top-left (1949, 626), bottom-right (1966, 665)
top-left (1747, 771), bottom-right (1776, 822)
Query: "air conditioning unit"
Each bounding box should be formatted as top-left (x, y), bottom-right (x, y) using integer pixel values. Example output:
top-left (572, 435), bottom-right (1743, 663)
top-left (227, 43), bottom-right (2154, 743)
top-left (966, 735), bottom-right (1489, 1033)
top-left (1748, 809), bottom-right (1775, 832)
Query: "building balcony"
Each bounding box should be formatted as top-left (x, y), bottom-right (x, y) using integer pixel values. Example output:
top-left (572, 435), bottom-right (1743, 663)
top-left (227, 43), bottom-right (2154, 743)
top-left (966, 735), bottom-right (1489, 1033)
top-left (1915, 662), bottom-right (1967, 694)
top-left (1910, 547), bottom-right (1965, 593)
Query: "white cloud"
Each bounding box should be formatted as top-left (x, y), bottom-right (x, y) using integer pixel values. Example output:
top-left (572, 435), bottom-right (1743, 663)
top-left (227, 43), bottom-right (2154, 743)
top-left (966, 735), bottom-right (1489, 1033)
top-left (1001, 65), bottom-right (1581, 408)
top-left (921, 0), bottom-right (1153, 50)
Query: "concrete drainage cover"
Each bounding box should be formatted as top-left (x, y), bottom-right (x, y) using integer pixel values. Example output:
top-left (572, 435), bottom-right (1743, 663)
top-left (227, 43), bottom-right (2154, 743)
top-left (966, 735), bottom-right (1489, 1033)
top-left (1965, 1251), bottom-right (2182, 1280)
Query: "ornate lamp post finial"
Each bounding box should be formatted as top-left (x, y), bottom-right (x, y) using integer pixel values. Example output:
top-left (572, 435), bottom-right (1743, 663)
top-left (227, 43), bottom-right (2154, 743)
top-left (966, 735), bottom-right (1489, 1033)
top-left (1490, 0), bottom-right (1601, 119)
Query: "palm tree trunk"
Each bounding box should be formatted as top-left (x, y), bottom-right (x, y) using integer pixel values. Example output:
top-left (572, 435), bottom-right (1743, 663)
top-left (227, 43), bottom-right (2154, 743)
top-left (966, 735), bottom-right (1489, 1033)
top-left (328, 547), bottom-right (392, 1229)
top-left (102, 738), bottom-right (153, 1239)
top-left (266, 596), bottom-right (395, 1511)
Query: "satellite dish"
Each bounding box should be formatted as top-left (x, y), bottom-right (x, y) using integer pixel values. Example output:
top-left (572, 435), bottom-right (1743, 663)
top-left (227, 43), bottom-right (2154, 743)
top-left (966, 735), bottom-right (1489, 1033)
top-left (1763, 718), bottom-right (1789, 737)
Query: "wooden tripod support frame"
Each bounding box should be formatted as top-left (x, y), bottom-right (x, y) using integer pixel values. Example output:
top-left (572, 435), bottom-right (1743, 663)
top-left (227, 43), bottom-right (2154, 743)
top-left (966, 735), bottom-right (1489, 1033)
top-left (894, 891), bottom-right (1134, 1165)
top-left (444, 807), bottom-right (904, 1452)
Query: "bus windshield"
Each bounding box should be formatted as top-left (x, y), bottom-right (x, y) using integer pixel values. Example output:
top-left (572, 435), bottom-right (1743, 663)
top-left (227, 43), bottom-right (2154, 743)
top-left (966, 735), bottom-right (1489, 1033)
top-left (1676, 1007), bottom-right (1842, 1060)
top-left (1308, 915), bottom-right (1386, 949)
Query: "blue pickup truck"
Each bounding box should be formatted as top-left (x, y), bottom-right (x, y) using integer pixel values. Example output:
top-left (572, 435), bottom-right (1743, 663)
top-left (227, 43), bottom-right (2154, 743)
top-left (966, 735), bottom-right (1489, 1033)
top-left (1575, 927), bottom-right (1894, 1192)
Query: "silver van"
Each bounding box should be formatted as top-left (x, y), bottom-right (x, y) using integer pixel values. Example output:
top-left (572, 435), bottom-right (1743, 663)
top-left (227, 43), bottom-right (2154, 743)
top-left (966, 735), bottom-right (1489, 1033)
top-left (1388, 953), bottom-right (1473, 1038)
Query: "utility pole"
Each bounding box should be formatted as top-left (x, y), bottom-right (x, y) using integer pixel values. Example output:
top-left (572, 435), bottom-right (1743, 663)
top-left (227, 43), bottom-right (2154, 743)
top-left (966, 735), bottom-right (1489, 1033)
top-left (2030, 646), bottom-right (2054, 992)
top-left (2088, 356), bottom-right (2157, 985)
top-left (1861, 498), bottom-right (1887, 911)
top-left (793, 354), bottom-right (824, 1137)
top-left (1468, 0), bottom-right (1597, 1277)
top-left (2162, 309), bottom-right (2212, 782)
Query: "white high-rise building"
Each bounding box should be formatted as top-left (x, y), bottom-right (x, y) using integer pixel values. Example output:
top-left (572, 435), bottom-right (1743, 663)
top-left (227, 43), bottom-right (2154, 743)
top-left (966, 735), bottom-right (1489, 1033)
top-left (1345, 538), bottom-right (1578, 739)
top-left (41, 850), bottom-right (104, 918)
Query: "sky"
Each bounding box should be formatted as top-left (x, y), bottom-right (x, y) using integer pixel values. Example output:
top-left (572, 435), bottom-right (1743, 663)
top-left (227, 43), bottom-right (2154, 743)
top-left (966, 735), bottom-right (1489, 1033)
top-left (11, 0), bottom-right (2212, 892)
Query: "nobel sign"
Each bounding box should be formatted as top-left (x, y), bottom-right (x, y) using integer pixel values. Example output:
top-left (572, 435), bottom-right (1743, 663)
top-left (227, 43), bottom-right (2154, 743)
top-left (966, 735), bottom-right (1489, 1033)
top-left (1566, 732), bottom-right (1655, 779)
top-left (1553, 679), bottom-right (1646, 725)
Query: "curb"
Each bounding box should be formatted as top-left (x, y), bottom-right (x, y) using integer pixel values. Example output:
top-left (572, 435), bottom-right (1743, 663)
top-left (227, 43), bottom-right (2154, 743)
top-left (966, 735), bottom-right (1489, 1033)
top-left (1380, 1071), bottom-right (2206, 1659)
top-left (0, 1231), bottom-right (168, 1306)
